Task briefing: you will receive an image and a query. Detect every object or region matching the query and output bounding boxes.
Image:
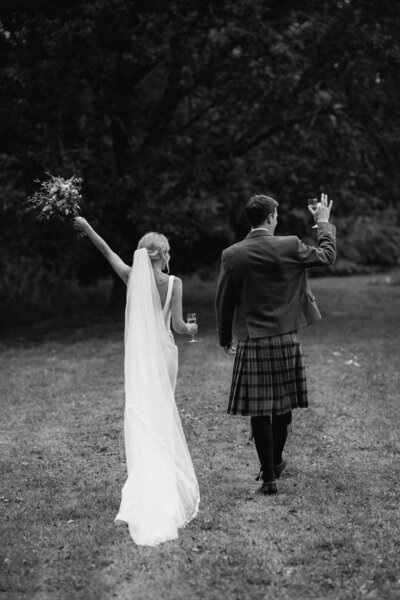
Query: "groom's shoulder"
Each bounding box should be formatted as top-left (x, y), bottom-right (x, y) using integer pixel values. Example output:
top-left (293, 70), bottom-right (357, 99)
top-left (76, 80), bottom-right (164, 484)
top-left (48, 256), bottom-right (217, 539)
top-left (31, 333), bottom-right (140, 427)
top-left (276, 234), bottom-right (300, 244)
top-left (224, 234), bottom-right (298, 252)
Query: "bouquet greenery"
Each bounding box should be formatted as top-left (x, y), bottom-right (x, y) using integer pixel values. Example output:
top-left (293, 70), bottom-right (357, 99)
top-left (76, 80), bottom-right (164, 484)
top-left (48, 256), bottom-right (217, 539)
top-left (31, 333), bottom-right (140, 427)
top-left (27, 173), bottom-right (83, 221)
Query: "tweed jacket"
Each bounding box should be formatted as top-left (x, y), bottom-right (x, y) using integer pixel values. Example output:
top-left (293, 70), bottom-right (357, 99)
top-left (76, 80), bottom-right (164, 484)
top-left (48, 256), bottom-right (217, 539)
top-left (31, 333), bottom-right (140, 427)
top-left (216, 222), bottom-right (336, 346)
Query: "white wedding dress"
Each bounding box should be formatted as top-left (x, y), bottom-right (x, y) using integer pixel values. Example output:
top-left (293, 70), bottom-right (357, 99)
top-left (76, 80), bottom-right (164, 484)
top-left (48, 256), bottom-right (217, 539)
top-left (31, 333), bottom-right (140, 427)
top-left (115, 249), bottom-right (200, 545)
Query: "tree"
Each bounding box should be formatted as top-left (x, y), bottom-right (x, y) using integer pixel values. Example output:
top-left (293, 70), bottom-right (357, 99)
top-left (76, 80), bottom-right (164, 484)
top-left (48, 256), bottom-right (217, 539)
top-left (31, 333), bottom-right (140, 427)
top-left (1, 0), bottom-right (400, 310)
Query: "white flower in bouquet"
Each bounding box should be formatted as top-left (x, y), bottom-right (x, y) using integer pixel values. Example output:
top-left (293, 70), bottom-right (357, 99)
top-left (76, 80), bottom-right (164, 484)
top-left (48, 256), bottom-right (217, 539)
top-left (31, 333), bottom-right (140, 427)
top-left (27, 173), bottom-right (83, 221)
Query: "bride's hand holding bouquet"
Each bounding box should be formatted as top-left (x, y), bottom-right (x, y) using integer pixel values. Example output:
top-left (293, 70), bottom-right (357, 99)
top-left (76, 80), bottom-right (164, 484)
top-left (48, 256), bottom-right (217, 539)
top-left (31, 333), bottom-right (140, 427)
top-left (73, 216), bottom-right (91, 236)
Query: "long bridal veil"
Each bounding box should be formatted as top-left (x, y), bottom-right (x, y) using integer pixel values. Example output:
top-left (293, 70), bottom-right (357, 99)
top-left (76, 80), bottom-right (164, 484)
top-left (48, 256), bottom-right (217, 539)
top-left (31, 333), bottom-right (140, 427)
top-left (115, 248), bottom-right (199, 545)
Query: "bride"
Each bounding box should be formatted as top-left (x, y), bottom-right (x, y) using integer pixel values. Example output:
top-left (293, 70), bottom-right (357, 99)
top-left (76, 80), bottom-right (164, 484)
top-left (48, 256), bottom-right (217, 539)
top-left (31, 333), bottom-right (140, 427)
top-left (74, 217), bottom-right (200, 546)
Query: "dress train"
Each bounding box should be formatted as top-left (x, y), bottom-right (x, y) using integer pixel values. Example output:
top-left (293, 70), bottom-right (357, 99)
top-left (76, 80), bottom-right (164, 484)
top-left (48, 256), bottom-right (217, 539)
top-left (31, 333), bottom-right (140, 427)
top-left (115, 252), bottom-right (199, 545)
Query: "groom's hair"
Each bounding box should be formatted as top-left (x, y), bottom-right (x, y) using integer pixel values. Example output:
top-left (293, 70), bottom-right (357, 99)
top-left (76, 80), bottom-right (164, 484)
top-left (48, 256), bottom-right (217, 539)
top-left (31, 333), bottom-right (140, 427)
top-left (245, 195), bottom-right (279, 227)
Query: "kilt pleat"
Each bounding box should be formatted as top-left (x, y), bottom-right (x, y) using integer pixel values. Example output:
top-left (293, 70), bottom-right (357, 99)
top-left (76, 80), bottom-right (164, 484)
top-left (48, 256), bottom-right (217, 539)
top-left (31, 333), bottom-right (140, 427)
top-left (227, 331), bottom-right (308, 417)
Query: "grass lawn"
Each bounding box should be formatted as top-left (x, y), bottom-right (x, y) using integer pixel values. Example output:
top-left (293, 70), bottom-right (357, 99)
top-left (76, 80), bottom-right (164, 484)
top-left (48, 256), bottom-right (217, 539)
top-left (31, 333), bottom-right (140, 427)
top-left (1, 274), bottom-right (399, 600)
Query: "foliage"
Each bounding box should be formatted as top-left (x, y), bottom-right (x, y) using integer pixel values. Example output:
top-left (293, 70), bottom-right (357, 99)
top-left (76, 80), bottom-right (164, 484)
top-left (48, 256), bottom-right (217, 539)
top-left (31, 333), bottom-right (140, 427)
top-left (335, 210), bottom-right (400, 266)
top-left (1, 0), bottom-right (400, 303)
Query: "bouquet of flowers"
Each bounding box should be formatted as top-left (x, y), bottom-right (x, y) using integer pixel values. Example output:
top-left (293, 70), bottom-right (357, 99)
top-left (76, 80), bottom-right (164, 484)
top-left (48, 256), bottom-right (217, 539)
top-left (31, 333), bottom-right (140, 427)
top-left (27, 172), bottom-right (83, 221)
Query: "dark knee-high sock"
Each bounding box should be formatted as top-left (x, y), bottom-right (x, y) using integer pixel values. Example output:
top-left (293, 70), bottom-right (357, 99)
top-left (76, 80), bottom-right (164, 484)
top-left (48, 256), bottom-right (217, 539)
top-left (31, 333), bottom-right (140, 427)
top-left (251, 416), bottom-right (275, 482)
top-left (272, 412), bottom-right (291, 466)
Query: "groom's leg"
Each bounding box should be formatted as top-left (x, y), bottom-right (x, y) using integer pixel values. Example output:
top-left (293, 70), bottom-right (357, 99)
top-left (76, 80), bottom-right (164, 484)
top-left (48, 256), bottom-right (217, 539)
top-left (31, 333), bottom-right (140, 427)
top-left (251, 415), bottom-right (275, 482)
top-left (272, 411), bottom-right (292, 466)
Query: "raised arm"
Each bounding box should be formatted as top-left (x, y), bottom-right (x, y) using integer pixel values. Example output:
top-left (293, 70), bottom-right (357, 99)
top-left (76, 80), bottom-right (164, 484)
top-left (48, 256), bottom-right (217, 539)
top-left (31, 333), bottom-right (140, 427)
top-left (74, 217), bottom-right (131, 285)
top-left (298, 193), bottom-right (336, 266)
top-left (297, 222), bottom-right (336, 266)
top-left (170, 277), bottom-right (198, 337)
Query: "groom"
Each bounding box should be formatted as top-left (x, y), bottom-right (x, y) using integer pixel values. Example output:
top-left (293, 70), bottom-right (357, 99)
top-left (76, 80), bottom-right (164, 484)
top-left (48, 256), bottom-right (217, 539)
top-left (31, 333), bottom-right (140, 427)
top-left (216, 194), bottom-right (336, 494)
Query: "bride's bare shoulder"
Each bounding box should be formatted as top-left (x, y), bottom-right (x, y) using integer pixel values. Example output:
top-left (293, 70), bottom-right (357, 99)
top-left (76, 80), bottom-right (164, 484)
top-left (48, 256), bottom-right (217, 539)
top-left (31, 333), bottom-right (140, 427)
top-left (172, 276), bottom-right (182, 298)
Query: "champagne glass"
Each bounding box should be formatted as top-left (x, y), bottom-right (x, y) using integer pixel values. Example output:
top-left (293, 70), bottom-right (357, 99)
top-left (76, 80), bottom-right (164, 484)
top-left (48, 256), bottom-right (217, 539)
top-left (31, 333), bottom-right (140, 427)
top-left (307, 197), bottom-right (318, 228)
top-left (187, 313), bottom-right (198, 343)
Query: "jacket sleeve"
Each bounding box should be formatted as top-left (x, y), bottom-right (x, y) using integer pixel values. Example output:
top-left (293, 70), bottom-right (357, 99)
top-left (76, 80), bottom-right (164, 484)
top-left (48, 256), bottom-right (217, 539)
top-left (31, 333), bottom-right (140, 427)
top-left (215, 251), bottom-right (236, 347)
top-left (297, 222), bottom-right (336, 267)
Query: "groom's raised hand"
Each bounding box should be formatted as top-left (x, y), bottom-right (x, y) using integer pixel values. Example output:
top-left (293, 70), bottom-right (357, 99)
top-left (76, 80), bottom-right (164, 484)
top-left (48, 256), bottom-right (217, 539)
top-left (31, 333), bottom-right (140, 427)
top-left (308, 193), bottom-right (333, 223)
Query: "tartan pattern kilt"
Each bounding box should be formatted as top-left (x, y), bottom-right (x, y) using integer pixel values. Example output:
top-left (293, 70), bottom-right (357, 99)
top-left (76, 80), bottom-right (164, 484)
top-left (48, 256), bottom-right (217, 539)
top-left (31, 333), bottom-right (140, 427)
top-left (227, 331), bottom-right (308, 417)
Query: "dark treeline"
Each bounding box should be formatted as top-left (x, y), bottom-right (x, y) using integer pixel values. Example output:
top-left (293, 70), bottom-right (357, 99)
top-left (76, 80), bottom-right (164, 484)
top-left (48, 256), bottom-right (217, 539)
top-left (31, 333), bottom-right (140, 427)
top-left (1, 0), bottom-right (400, 311)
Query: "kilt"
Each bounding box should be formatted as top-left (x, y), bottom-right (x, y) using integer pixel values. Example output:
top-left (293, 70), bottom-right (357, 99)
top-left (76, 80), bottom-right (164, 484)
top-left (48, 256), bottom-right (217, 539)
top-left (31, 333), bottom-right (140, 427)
top-left (227, 331), bottom-right (308, 417)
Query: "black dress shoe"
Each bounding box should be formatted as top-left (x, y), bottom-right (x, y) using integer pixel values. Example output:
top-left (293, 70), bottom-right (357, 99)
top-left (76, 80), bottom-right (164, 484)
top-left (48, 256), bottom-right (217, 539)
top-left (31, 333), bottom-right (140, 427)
top-left (258, 481), bottom-right (277, 495)
top-left (274, 459), bottom-right (287, 479)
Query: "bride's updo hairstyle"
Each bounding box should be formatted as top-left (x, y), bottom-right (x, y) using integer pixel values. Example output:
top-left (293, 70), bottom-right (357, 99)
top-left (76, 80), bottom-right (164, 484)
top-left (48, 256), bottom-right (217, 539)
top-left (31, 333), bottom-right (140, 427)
top-left (137, 232), bottom-right (170, 271)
